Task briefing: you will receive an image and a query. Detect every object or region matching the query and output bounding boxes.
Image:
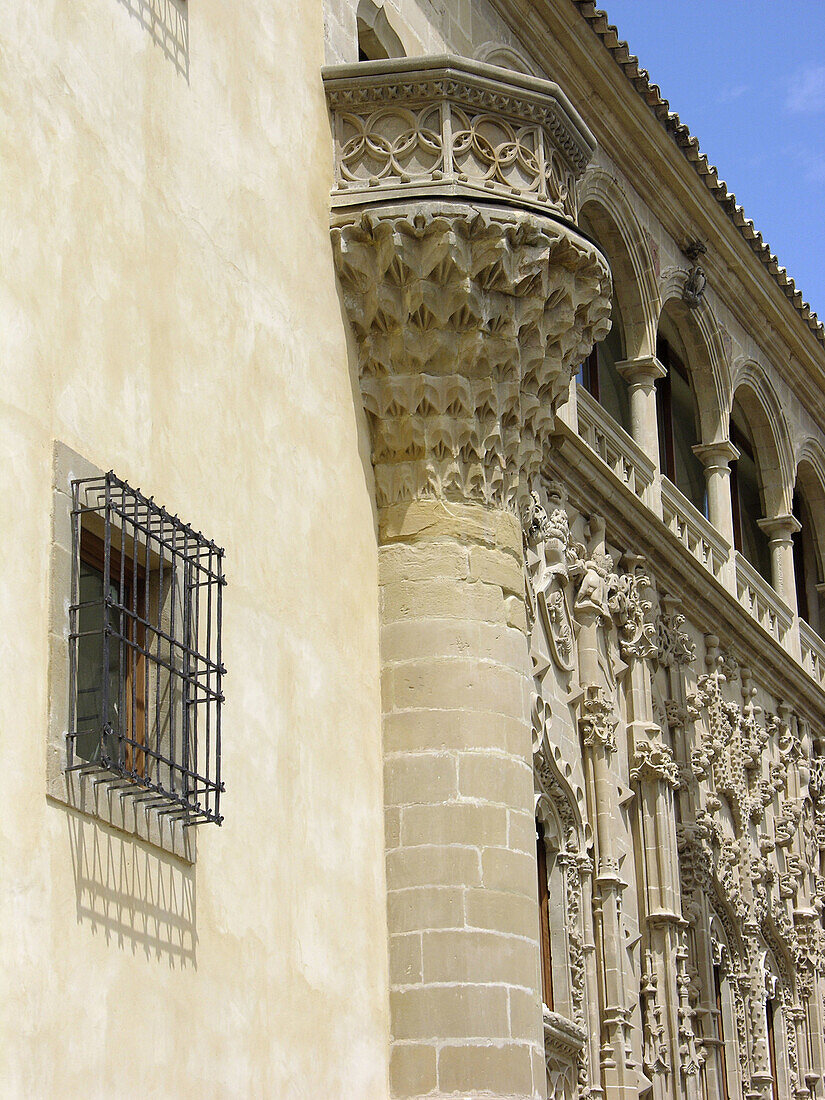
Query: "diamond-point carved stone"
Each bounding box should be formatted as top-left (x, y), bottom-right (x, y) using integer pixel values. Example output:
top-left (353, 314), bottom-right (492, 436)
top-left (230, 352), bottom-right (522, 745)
top-left (332, 200), bottom-right (612, 511)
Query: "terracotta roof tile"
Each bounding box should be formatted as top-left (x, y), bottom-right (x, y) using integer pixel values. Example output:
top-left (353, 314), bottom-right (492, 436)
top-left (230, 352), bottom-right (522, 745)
top-left (572, 1), bottom-right (824, 343)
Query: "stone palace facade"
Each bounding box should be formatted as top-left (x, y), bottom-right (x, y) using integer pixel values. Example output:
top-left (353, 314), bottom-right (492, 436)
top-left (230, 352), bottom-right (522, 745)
top-left (2, 1), bottom-right (825, 1098)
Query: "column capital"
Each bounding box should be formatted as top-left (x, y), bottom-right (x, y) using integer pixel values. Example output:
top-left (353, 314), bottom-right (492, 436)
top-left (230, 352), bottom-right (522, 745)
top-left (757, 513), bottom-right (802, 543)
top-left (332, 202), bottom-right (611, 511)
top-left (692, 439), bottom-right (740, 471)
top-left (615, 354), bottom-right (666, 385)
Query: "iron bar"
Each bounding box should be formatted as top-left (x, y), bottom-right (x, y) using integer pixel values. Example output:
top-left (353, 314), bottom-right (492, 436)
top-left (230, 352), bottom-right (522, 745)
top-left (68, 471), bottom-right (225, 826)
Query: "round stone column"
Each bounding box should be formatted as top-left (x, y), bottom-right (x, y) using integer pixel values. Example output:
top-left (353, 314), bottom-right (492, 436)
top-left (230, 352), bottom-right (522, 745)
top-left (332, 202), bottom-right (610, 1099)
top-left (616, 355), bottom-right (666, 516)
top-left (757, 513), bottom-right (802, 613)
top-left (692, 440), bottom-right (739, 548)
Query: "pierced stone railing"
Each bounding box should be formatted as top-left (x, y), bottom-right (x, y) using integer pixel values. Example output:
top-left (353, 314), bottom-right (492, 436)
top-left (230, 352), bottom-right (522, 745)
top-left (323, 54), bottom-right (596, 222)
top-left (661, 477), bottom-right (730, 582)
top-left (734, 551), bottom-right (794, 645)
top-left (576, 386), bottom-right (655, 506)
top-left (799, 618), bottom-right (825, 689)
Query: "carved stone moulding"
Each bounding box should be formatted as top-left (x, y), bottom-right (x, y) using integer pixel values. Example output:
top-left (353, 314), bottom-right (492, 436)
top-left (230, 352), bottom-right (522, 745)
top-left (323, 55), bottom-right (597, 222)
top-left (331, 201), bottom-right (611, 510)
top-left (543, 1009), bottom-right (587, 1064)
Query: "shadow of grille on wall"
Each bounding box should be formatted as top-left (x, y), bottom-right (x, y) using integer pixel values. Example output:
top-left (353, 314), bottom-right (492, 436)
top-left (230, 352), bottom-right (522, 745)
top-left (116, 0), bottom-right (189, 80)
top-left (68, 472), bottom-right (226, 826)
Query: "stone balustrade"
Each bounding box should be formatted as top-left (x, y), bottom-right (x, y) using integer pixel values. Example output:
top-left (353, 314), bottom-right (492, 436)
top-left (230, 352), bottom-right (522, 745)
top-left (799, 618), bottom-right (825, 689)
top-left (575, 385), bottom-right (656, 507)
top-left (661, 476), bottom-right (730, 583)
top-left (572, 402), bottom-right (825, 694)
top-left (733, 551), bottom-right (794, 646)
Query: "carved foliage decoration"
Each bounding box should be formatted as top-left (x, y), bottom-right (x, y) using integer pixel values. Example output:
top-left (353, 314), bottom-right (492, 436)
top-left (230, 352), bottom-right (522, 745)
top-left (652, 602), bottom-right (696, 668)
top-left (523, 489), bottom-right (581, 672)
top-left (332, 206), bottom-right (611, 510)
top-left (640, 949), bottom-right (670, 1077)
top-left (681, 658), bottom-right (825, 1097)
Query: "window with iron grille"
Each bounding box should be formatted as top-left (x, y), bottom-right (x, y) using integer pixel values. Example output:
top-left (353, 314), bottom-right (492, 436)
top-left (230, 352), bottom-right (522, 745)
top-left (69, 472), bottom-right (226, 827)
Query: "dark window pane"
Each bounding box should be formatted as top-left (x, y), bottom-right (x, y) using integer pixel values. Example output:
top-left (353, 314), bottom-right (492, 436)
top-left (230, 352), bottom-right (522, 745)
top-left (666, 355), bottom-right (706, 514)
top-left (75, 559), bottom-right (120, 763)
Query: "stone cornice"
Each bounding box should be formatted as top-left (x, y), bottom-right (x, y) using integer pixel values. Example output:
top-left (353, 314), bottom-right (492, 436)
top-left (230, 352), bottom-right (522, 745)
top-left (332, 201), bottom-right (611, 510)
top-left (322, 55), bottom-right (596, 221)
top-left (543, 1008), bottom-right (587, 1061)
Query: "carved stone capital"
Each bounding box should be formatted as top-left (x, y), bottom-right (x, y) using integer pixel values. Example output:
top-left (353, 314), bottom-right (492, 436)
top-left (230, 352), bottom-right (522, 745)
top-left (757, 513), bottom-right (802, 547)
top-left (578, 685), bottom-right (617, 753)
top-left (332, 202), bottom-right (611, 509)
top-left (616, 354), bottom-right (666, 388)
top-left (631, 740), bottom-right (680, 789)
top-left (692, 439), bottom-right (740, 472)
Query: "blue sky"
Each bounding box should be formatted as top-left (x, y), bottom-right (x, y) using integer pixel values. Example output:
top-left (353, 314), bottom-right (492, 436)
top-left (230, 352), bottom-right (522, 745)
top-left (597, 2), bottom-right (825, 322)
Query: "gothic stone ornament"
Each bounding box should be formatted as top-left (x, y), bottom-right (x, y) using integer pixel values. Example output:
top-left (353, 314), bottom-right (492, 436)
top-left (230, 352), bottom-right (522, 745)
top-left (640, 949), bottom-right (670, 1077)
top-left (653, 597), bottom-right (696, 668)
top-left (578, 684), bottom-right (617, 752)
top-left (523, 486), bottom-right (583, 672)
top-left (610, 558), bottom-right (657, 661)
top-left (684, 660), bottom-right (825, 1081)
top-left (682, 239), bottom-right (708, 309)
top-left (326, 58), bottom-right (611, 514)
top-left (532, 691), bottom-right (593, 1093)
top-left (331, 203), bottom-right (611, 510)
top-left (544, 1011), bottom-right (587, 1100)
top-left (323, 55), bottom-right (596, 222)
top-left (631, 739), bottom-right (680, 789)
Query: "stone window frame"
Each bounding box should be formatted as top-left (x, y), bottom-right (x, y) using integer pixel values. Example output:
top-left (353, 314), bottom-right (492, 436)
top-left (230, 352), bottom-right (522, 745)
top-left (709, 922), bottom-right (739, 1100)
top-left (535, 801), bottom-right (575, 1020)
top-left (47, 441), bottom-right (194, 862)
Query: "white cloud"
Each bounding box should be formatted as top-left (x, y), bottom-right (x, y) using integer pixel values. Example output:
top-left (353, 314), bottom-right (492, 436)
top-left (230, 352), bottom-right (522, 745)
top-left (786, 64), bottom-right (825, 113)
top-left (719, 84), bottom-right (749, 103)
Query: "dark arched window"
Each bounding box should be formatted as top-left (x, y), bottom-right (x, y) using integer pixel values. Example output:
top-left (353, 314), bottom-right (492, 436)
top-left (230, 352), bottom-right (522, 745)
top-left (730, 399), bottom-right (771, 581)
top-left (575, 211), bottom-right (631, 434)
top-left (712, 961), bottom-right (731, 1100)
top-left (766, 996), bottom-right (780, 1100)
top-left (656, 334), bottom-right (706, 514)
top-left (793, 488), bottom-right (821, 630)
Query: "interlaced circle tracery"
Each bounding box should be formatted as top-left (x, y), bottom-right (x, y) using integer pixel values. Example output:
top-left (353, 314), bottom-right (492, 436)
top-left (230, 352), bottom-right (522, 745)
top-left (451, 111), bottom-right (542, 193)
top-left (339, 106), bottom-right (443, 182)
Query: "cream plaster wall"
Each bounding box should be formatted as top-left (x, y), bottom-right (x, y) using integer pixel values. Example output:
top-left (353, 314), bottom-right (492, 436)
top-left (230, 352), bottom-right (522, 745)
top-left (0, 1), bottom-right (389, 1096)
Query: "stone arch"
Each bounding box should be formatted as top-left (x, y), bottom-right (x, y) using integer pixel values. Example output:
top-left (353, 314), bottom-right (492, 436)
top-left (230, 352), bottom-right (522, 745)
top-left (729, 359), bottom-right (793, 517)
top-left (577, 170), bottom-right (659, 360)
top-left (534, 735), bottom-right (588, 855)
top-left (657, 278), bottom-right (729, 443)
top-left (356, 0), bottom-right (406, 59)
top-left (474, 41), bottom-right (538, 76)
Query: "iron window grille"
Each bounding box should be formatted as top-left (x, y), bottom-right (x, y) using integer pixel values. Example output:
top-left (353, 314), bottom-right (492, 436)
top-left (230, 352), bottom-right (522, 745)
top-left (69, 471), bottom-right (226, 826)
